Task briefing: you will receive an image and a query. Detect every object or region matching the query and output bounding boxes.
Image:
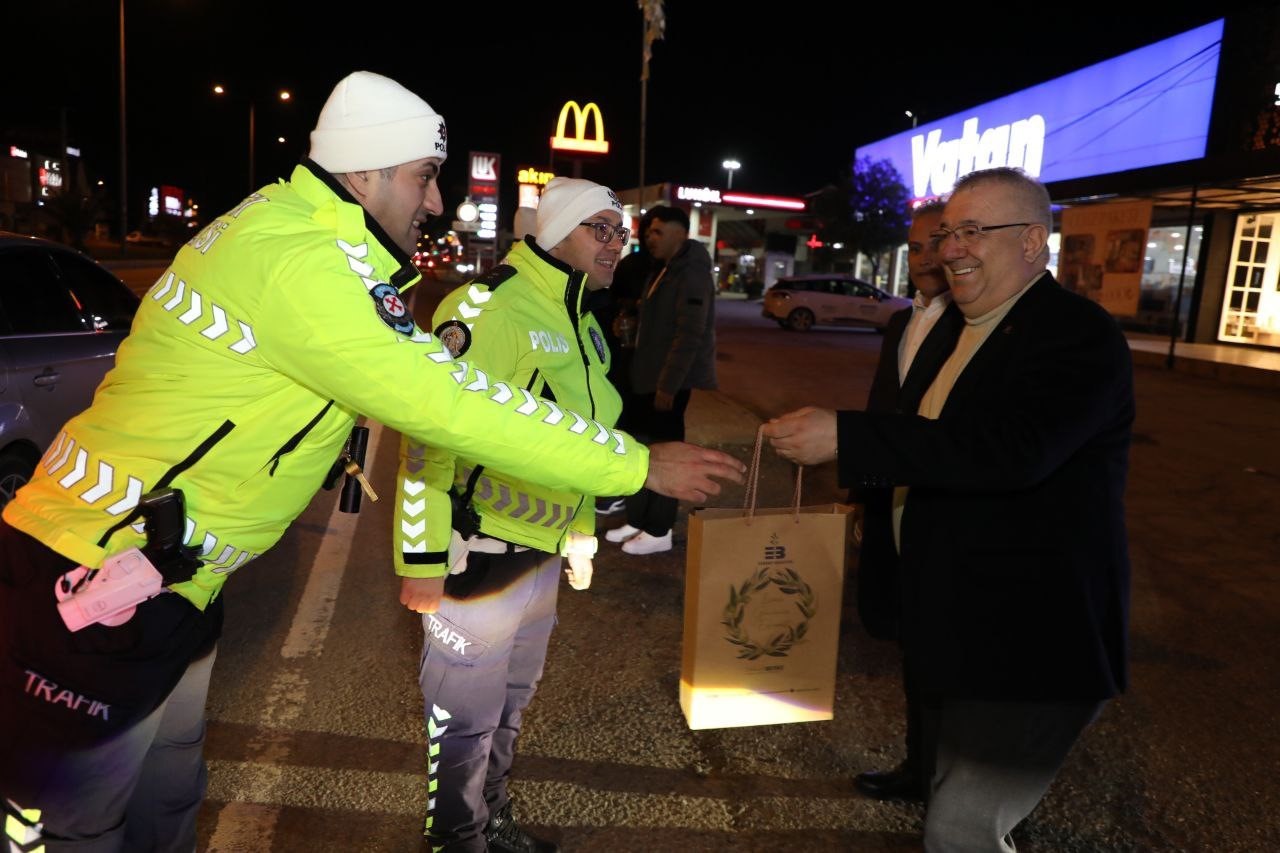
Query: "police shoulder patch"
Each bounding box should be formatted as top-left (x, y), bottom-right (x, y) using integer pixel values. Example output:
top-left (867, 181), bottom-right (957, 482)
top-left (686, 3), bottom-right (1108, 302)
top-left (472, 264), bottom-right (518, 292)
top-left (588, 326), bottom-right (607, 363)
top-left (434, 319), bottom-right (472, 357)
top-left (370, 282), bottom-right (414, 335)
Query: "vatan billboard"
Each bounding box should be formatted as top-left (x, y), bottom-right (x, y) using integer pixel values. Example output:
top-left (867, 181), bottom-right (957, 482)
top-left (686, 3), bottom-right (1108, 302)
top-left (856, 19), bottom-right (1224, 201)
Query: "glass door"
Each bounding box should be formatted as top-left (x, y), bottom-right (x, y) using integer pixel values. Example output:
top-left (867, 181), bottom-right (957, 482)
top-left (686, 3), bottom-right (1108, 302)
top-left (1219, 213), bottom-right (1280, 345)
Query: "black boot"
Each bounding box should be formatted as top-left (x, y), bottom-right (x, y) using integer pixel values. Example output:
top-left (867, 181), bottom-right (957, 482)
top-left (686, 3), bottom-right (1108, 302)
top-left (853, 761), bottom-right (923, 802)
top-left (484, 802), bottom-right (559, 853)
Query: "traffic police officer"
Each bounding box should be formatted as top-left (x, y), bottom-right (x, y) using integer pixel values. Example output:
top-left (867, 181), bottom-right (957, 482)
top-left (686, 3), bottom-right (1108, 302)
top-left (396, 178), bottom-right (629, 852)
top-left (0, 73), bottom-right (741, 851)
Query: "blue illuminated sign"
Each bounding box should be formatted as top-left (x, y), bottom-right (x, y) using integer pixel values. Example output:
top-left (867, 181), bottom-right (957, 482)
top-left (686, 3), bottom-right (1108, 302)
top-left (856, 19), bottom-right (1223, 201)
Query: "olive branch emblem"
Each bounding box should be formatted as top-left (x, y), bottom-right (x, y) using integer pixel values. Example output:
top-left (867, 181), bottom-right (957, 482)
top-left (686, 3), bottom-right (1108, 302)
top-left (721, 566), bottom-right (816, 660)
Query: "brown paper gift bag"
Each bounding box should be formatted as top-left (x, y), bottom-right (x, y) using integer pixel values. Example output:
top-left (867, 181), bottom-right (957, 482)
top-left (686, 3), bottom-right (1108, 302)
top-left (679, 431), bottom-right (853, 730)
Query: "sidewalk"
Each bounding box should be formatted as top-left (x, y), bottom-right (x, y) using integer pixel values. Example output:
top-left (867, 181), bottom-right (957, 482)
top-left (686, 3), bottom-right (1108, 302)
top-left (1126, 333), bottom-right (1280, 389)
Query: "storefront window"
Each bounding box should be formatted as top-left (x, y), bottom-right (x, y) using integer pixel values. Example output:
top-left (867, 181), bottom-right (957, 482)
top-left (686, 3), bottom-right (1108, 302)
top-left (1219, 212), bottom-right (1280, 346)
top-left (1135, 224), bottom-right (1201, 336)
top-left (891, 243), bottom-right (909, 296)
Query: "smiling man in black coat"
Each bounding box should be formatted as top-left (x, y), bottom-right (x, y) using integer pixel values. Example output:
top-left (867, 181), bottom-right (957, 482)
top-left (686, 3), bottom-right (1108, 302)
top-left (764, 167), bottom-right (1134, 852)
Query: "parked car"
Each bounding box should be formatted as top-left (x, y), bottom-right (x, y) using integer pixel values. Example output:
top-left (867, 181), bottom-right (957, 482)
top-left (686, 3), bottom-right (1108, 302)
top-left (0, 233), bottom-right (140, 508)
top-left (125, 230), bottom-right (168, 246)
top-left (762, 274), bottom-right (912, 332)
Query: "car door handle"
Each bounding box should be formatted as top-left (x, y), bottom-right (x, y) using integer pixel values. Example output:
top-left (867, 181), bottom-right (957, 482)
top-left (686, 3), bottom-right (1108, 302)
top-left (33, 369), bottom-right (60, 388)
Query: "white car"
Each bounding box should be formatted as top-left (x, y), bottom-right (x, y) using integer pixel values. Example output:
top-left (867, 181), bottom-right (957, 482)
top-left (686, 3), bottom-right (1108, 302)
top-left (762, 275), bottom-right (911, 332)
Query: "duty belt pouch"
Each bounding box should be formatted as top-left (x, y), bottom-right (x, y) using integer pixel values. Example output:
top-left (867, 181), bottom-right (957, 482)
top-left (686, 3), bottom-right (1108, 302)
top-left (449, 488), bottom-right (481, 541)
top-left (0, 524), bottom-right (223, 749)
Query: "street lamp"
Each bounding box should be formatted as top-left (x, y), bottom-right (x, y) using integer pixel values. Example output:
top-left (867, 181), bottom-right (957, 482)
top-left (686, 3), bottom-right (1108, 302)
top-left (213, 85), bottom-right (292, 193)
top-left (905, 109), bottom-right (918, 128)
top-left (722, 159), bottom-right (741, 189)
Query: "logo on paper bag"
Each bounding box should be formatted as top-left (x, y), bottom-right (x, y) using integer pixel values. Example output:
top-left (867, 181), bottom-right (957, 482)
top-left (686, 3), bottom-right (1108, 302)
top-left (721, 564), bottom-right (816, 661)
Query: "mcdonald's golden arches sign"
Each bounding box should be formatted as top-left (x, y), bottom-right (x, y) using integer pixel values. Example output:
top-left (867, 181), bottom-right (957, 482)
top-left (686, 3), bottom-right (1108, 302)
top-left (550, 100), bottom-right (609, 154)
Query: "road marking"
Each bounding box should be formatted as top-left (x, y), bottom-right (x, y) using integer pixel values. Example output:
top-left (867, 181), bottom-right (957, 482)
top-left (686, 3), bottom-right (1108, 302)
top-left (205, 767), bottom-right (878, 832)
top-left (280, 421), bottom-right (382, 659)
top-left (207, 422), bottom-right (385, 845)
top-left (205, 801), bottom-right (281, 852)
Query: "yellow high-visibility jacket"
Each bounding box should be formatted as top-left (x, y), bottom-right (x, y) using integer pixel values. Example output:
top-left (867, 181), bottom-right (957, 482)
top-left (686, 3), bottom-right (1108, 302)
top-left (393, 238), bottom-right (622, 576)
top-left (4, 163), bottom-right (646, 610)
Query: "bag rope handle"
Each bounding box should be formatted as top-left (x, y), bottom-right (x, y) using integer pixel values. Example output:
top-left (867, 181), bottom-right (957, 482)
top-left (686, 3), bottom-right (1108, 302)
top-left (744, 424), bottom-right (804, 524)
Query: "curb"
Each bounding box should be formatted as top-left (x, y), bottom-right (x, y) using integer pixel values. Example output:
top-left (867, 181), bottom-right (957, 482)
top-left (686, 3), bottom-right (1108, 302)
top-left (686, 389), bottom-right (764, 447)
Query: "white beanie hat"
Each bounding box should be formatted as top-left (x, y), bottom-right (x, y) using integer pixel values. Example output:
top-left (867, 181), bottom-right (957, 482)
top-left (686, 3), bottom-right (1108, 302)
top-left (513, 206), bottom-right (538, 241)
top-left (309, 71), bottom-right (447, 173)
top-left (535, 177), bottom-right (623, 250)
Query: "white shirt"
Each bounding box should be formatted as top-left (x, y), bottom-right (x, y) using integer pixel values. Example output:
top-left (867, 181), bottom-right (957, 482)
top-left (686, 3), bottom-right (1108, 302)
top-left (897, 291), bottom-right (953, 384)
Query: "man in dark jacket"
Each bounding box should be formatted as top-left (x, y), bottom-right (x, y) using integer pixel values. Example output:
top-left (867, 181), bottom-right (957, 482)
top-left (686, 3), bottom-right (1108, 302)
top-left (606, 206), bottom-right (718, 555)
top-left (764, 167), bottom-right (1133, 851)
top-left (853, 198), bottom-right (962, 803)
top-left (590, 211), bottom-right (655, 516)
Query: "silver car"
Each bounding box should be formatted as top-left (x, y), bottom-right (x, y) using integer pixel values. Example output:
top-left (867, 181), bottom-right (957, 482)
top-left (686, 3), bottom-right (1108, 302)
top-left (0, 233), bottom-right (139, 507)
top-left (762, 274), bottom-right (912, 332)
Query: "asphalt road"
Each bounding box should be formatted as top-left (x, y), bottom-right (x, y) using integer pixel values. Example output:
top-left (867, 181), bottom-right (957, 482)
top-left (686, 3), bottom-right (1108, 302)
top-left (102, 278), bottom-right (1276, 851)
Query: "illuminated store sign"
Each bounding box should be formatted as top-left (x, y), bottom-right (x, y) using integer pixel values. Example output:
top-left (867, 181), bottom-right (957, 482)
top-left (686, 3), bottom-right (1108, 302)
top-left (677, 186), bottom-right (722, 204)
top-left (550, 101), bottom-right (609, 154)
top-left (470, 153), bottom-right (498, 182)
top-left (469, 151), bottom-right (500, 241)
top-left (518, 167), bottom-right (555, 186)
top-left (38, 159), bottom-right (63, 197)
top-left (162, 185), bottom-right (184, 217)
top-left (856, 19), bottom-right (1224, 200)
top-left (674, 185), bottom-right (806, 211)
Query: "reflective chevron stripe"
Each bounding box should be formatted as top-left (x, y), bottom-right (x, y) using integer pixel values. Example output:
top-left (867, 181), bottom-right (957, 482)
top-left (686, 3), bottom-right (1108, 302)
top-left (40, 431), bottom-right (67, 471)
top-left (4, 801), bottom-right (43, 852)
top-left (151, 271), bottom-right (257, 354)
top-left (401, 472), bottom-right (428, 556)
top-left (457, 467), bottom-right (573, 532)
top-left (424, 704), bottom-right (452, 838)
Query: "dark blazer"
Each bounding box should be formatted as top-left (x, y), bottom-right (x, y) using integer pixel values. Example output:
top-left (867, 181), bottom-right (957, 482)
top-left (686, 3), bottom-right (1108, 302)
top-left (837, 274), bottom-right (1134, 702)
top-left (855, 303), bottom-right (963, 640)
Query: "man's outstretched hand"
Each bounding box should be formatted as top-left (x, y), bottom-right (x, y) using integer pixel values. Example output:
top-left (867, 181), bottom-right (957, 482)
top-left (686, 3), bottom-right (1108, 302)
top-left (644, 442), bottom-right (746, 503)
top-left (761, 406), bottom-right (838, 466)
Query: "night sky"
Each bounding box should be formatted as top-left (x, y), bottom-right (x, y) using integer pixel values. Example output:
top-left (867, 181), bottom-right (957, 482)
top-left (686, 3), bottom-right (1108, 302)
top-left (2, 1), bottom-right (1250, 226)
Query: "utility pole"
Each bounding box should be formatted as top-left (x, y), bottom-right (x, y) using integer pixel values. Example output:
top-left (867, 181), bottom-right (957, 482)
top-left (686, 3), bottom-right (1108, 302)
top-left (118, 0), bottom-right (128, 256)
top-left (638, 1), bottom-right (665, 215)
top-left (638, 17), bottom-right (647, 214)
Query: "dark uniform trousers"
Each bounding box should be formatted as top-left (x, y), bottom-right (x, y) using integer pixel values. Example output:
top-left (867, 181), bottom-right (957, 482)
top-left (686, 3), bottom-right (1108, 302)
top-left (418, 548), bottom-right (561, 852)
top-left (623, 388), bottom-right (692, 536)
top-left (1, 524), bottom-right (218, 852)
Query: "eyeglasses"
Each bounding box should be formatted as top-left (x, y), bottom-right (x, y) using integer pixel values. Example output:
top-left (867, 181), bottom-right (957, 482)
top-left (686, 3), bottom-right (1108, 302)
top-left (579, 221), bottom-right (631, 245)
top-left (930, 222), bottom-right (1030, 248)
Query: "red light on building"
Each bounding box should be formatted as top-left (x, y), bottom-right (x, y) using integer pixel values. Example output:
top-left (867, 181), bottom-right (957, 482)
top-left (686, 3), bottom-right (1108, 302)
top-left (722, 192), bottom-right (806, 211)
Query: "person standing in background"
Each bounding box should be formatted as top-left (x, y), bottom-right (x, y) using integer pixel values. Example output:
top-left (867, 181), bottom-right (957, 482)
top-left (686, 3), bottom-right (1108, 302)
top-left (605, 206), bottom-right (718, 556)
top-left (851, 199), bottom-right (961, 803)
